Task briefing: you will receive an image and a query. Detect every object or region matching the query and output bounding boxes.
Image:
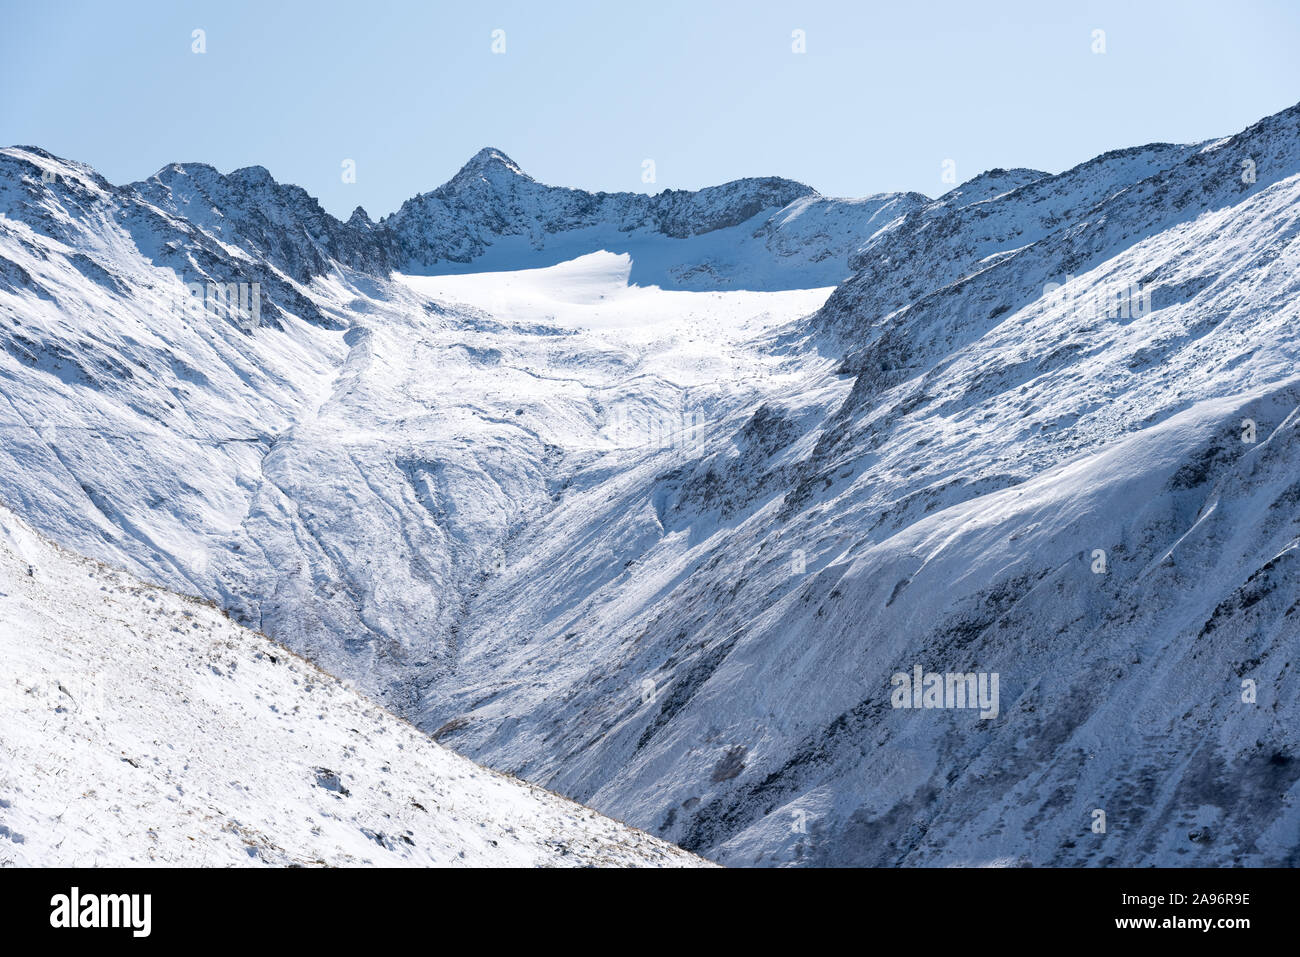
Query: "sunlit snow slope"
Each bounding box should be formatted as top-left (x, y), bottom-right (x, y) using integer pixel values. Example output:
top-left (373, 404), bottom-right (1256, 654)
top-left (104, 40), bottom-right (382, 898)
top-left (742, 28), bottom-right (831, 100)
top-left (0, 505), bottom-right (703, 867)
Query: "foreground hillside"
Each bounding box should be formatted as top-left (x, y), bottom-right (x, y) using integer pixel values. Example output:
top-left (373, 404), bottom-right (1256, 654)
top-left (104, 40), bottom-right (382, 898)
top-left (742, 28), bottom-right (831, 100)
top-left (0, 505), bottom-right (704, 867)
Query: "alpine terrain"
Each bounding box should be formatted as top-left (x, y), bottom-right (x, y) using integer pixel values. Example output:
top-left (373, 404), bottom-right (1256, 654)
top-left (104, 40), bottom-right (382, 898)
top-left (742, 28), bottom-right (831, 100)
top-left (0, 503), bottom-right (703, 866)
top-left (2, 102), bottom-right (1299, 866)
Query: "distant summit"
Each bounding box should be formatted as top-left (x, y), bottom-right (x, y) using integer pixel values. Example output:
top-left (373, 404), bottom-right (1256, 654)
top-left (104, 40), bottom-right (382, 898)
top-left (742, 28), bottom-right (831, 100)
top-left (385, 148), bottom-right (832, 276)
top-left (450, 147), bottom-right (534, 184)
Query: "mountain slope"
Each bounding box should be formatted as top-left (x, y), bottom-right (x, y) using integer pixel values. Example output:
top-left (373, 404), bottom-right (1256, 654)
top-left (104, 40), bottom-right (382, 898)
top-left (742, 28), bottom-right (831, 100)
top-left (0, 142), bottom-right (843, 714)
top-left (1, 104), bottom-right (1298, 868)
top-left (398, 107), bottom-right (1300, 866)
top-left (0, 503), bottom-right (704, 867)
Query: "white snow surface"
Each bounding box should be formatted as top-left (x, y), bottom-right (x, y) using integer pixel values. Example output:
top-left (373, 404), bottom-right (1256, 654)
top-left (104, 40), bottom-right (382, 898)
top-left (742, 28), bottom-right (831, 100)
top-left (0, 504), bottom-right (704, 867)
top-left (3, 104), bottom-right (1300, 867)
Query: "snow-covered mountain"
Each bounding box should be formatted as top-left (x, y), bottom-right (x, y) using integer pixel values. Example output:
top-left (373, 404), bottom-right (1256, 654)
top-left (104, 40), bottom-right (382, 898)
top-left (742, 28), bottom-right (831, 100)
top-left (0, 142), bottom-right (891, 713)
top-left (384, 147), bottom-right (918, 288)
top-left (0, 503), bottom-right (704, 866)
top-left (1, 103), bottom-right (1298, 867)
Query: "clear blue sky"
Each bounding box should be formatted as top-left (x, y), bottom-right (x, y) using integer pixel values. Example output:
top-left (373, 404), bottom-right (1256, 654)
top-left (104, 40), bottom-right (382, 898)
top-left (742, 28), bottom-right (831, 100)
top-left (3, 0), bottom-right (1299, 219)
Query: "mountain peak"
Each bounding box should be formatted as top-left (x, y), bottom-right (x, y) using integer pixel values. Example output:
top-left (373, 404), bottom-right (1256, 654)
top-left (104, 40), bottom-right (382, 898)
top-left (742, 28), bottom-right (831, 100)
top-left (939, 167), bottom-right (1049, 207)
top-left (450, 147), bottom-right (533, 184)
top-left (228, 165), bottom-right (278, 187)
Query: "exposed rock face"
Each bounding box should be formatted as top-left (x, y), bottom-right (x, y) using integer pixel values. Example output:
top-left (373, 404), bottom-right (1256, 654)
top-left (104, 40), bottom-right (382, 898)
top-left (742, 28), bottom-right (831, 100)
top-left (127, 160), bottom-right (401, 281)
top-left (382, 147), bottom-right (817, 267)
